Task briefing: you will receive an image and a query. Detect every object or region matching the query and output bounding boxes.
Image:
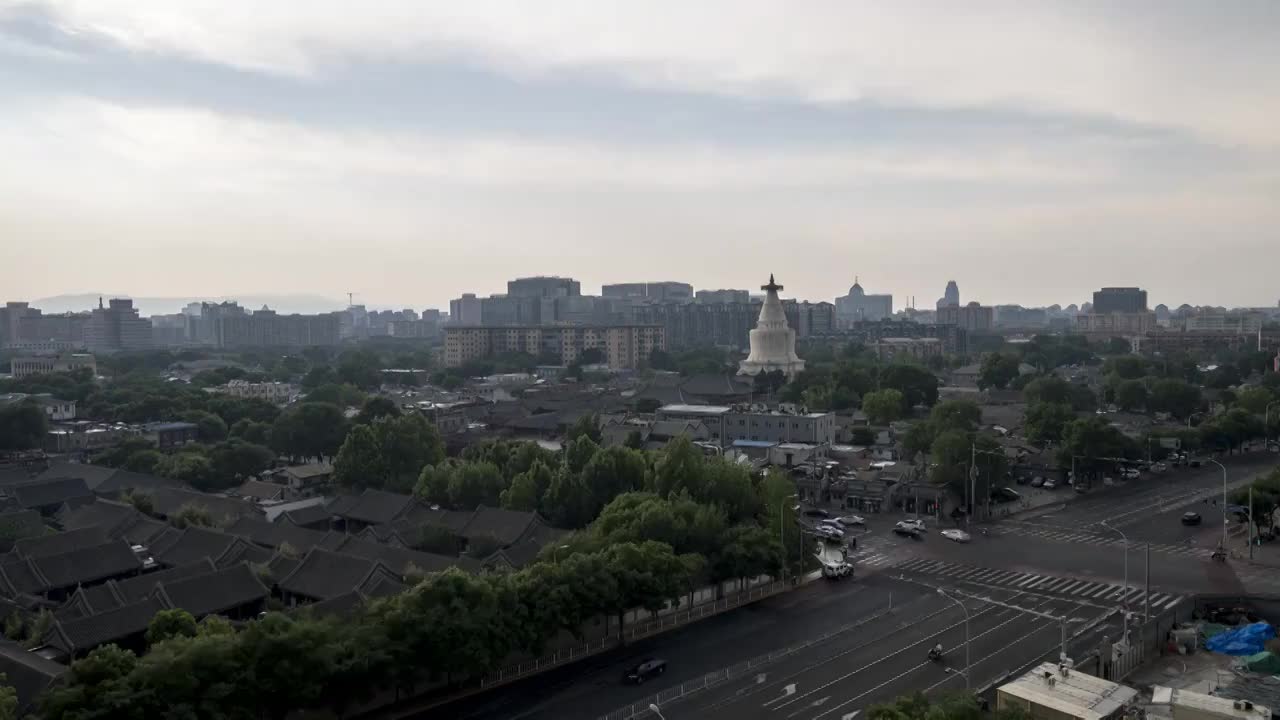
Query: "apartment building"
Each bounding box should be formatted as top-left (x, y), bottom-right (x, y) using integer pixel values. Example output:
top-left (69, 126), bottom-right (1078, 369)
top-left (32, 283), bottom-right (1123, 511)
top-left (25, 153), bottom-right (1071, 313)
top-left (444, 325), bottom-right (665, 370)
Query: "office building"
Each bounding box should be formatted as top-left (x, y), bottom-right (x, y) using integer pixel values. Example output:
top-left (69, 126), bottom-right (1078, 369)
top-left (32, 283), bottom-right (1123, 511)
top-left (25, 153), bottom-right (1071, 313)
top-left (993, 306), bottom-right (1049, 329)
top-left (444, 324), bottom-right (665, 370)
top-left (936, 302), bottom-right (994, 332)
top-left (84, 298), bottom-right (152, 352)
top-left (1092, 287), bottom-right (1147, 314)
top-left (1179, 313), bottom-right (1263, 334)
top-left (787, 301), bottom-right (836, 338)
top-left (507, 276), bottom-right (580, 298)
top-left (602, 282), bottom-right (693, 302)
top-left (1075, 312), bottom-right (1156, 336)
top-left (11, 352), bottom-right (96, 379)
top-left (449, 294), bottom-right (483, 325)
top-left (836, 280), bottom-right (893, 323)
top-left (214, 309), bottom-right (342, 348)
top-left (657, 403), bottom-right (836, 448)
top-left (150, 313), bottom-right (192, 347)
top-left (631, 301), bottom-right (758, 350)
top-left (839, 319), bottom-right (969, 355)
top-left (872, 338), bottom-right (943, 362)
top-left (696, 289), bottom-right (751, 304)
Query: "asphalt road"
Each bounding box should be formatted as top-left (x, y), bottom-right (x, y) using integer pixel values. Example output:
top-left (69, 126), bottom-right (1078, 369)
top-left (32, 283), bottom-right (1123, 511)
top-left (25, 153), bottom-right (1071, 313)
top-left (424, 452), bottom-right (1279, 720)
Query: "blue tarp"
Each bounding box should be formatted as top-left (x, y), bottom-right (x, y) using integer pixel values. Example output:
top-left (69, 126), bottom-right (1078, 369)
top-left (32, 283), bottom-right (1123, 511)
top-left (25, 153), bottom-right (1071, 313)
top-left (1206, 622), bottom-right (1276, 656)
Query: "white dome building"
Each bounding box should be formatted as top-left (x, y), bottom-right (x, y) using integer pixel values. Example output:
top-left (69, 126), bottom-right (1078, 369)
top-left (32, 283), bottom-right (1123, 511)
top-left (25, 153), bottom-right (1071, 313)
top-left (738, 274), bottom-right (806, 378)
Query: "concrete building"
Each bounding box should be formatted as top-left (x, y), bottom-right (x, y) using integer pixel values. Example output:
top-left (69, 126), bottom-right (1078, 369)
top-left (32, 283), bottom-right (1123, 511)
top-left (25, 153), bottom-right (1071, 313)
top-left (997, 663), bottom-right (1137, 720)
top-left (507, 276), bottom-right (580, 298)
top-left (739, 275), bottom-right (806, 378)
top-left (657, 403), bottom-right (836, 448)
top-left (836, 319), bottom-right (969, 355)
top-left (444, 324), bottom-right (665, 370)
top-left (14, 311), bottom-right (88, 347)
top-left (994, 305), bottom-right (1049, 329)
top-left (602, 282), bottom-right (693, 302)
top-left (696, 289), bottom-right (750, 304)
top-left (787, 301), bottom-right (836, 338)
top-left (1075, 312), bottom-right (1157, 336)
top-left (1092, 287), bottom-right (1148, 315)
top-left (150, 313), bottom-right (192, 347)
top-left (11, 352), bottom-right (96, 379)
top-left (449, 294), bottom-right (483, 325)
top-left (84, 298), bottom-right (152, 353)
top-left (631, 301), bottom-right (758, 350)
top-left (0, 302), bottom-right (37, 347)
top-left (1180, 313), bottom-right (1263, 334)
top-left (872, 337), bottom-right (943, 362)
top-left (214, 309), bottom-right (343, 348)
top-left (936, 302), bottom-right (994, 332)
top-left (836, 280), bottom-right (893, 323)
top-left (0, 393), bottom-right (76, 421)
top-left (218, 380), bottom-right (295, 404)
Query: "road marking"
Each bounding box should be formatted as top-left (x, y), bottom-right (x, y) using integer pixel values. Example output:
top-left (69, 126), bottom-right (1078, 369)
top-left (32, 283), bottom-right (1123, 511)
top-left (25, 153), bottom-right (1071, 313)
top-left (1162, 597), bottom-right (1182, 610)
top-left (1060, 581), bottom-right (1086, 594)
top-left (842, 712), bottom-right (861, 720)
top-left (1016, 575), bottom-right (1043, 587)
top-left (762, 683), bottom-right (798, 707)
top-left (756, 673), bottom-right (768, 684)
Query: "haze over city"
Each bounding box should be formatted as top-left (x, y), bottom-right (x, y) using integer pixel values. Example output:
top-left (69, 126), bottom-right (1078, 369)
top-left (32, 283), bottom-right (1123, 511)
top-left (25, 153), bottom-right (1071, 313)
top-left (3, 1), bottom-right (1279, 309)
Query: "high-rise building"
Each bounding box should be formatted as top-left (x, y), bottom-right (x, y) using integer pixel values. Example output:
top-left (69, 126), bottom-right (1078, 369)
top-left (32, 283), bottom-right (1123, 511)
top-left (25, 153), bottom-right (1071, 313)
top-left (84, 298), bottom-right (152, 352)
top-left (444, 324), bottom-right (665, 370)
top-left (602, 282), bottom-right (693, 302)
top-left (214, 309), bottom-right (342, 347)
top-left (936, 281), bottom-right (960, 309)
top-left (836, 280), bottom-right (893, 323)
top-left (936, 302), bottom-right (993, 332)
top-left (631, 301), bottom-right (758, 349)
top-left (696, 289), bottom-right (750, 304)
top-left (786, 301), bottom-right (836, 337)
top-left (1092, 287), bottom-right (1148, 314)
top-left (507, 276), bottom-right (580, 298)
top-left (449, 294), bottom-right (483, 325)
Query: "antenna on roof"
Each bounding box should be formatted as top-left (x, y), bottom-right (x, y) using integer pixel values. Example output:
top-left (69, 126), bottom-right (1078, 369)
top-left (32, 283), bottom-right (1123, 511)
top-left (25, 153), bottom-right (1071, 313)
top-left (347, 292), bottom-right (355, 308)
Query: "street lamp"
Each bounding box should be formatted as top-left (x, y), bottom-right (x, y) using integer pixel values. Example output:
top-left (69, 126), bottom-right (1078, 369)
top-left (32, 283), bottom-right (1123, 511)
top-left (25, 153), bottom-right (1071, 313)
top-left (648, 703), bottom-right (668, 720)
top-left (1100, 520), bottom-right (1131, 643)
top-left (937, 588), bottom-right (970, 690)
top-left (1208, 459), bottom-right (1229, 551)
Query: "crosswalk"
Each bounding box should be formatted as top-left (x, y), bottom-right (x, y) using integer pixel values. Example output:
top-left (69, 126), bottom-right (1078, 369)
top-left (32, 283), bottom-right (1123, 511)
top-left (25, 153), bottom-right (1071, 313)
top-left (994, 522), bottom-right (1214, 559)
top-left (840, 535), bottom-right (912, 569)
top-left (893, 557), bottom-right (1186, 611)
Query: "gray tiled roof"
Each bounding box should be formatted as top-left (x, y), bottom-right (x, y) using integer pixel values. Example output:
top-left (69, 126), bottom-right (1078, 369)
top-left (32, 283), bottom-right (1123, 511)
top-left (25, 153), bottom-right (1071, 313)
top-left (277, 548), bottom-right (392, 602)
top-left (151, 527), bottom-right (241, 568)
top-left (9, 477), bottom-right (93, 510)
top-left (48, 597), bottom-right (165, 655)
top-left (35, 462), bottom-right (116, 489)
top-left (0, 640), bottom-right (65, 714)
top-left (459, 506), bottom-right (538, 546)
top-left (223, 516), bottom-right (332, 553)
top-left (329, 536), bottom-right (480, 575)
top-left (13, 526), bottom-right (110, 559)
top-left (148, 487), bottom-right (264, 524)
top-left (326, 490), bottom-right (416, 525)
top-left (279, 503), bottom-right (332, 528)
top-left (33, 540), bottom-right (142, 590)
top-left (154, 562), bottom-right (267, 617)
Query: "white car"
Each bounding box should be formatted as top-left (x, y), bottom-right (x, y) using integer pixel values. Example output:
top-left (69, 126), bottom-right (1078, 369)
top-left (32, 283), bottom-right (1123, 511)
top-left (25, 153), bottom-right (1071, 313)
top-left (893, 520), bottom-right (924, 537)
top-left (1042, 479), bottom-right (1057, 490)
top-left (815, 525), bottom-right (845, 541)
top-left (941, 529), bottom-right (971, 543)
top-left (833, 515), bottom-right (866, 527)
top-left (899, 518), bottom-right (926, 531)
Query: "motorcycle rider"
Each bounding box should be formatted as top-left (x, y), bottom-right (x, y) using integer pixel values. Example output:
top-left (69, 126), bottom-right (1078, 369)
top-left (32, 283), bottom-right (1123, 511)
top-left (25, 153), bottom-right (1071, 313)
top-left (929, 643), bottom-right (943, 660)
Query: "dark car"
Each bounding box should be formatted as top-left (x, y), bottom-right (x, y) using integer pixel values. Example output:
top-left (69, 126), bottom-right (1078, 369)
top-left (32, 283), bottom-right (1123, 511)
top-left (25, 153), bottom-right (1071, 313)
top-left (1189, 459), bottom-right (1202, 468)
top-left (1181, 511), bottom-right (1202, 526)
top-left (803, 508), bottom-right (830, 519)
top-left (625, 658), bottom-right (667, 684)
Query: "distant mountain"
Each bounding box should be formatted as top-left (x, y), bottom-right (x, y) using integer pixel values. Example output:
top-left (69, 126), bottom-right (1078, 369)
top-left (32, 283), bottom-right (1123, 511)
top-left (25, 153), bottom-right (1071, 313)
top-left (31, 293), bottom-right (347, 316)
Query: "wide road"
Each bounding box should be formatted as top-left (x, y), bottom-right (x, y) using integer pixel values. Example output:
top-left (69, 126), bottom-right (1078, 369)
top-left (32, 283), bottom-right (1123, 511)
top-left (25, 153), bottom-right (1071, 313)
top-left (423, 453), bottom-right (1278, 720)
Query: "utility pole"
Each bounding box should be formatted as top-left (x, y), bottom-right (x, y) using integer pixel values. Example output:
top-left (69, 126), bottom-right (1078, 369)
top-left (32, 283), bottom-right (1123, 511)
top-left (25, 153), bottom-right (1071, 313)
top-left (1143, 543), bottom-right (1151, 624)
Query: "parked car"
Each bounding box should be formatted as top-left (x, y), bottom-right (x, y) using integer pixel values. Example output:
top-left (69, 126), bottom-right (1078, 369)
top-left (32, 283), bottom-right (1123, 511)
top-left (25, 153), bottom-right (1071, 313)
top-left (1030, 477), bottom-right (1045, 488)
top-left (833, 515), bottom-right (866, 527)
top-left (899, 518), bottom-right (926, 531)
top-left (1151, 462), bottom-right (1168, 474)
top-left (816, 525), bottom-right (845, 542)
top-left (941, 529), bottom-right (971, 543)
top-left (1122, 468), bottom-right (1140, 479)
top-left (803, 508), bottom-right (831, 518)
top-left (1043, 479), bottom-right (1057, 490)
top-left (625, 658), bottom-right (667, 684)
top-left (1190, 459), bottom-right (1202, 468)
top-left (1016, 475), bottom-right (1031, 486)
top-left (1181, 511), bottom-right (1202, 526)
top-left (991, 487), bottom-right (1020, 503)
top-left (822, 562), bottom-right (854, 579)
top-left (1103, 477), bottom-right (1115, 487)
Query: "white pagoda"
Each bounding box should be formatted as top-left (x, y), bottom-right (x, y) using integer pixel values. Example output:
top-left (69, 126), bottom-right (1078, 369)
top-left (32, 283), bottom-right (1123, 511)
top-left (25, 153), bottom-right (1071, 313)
top-left (738, 274), bottom-right (806, 378)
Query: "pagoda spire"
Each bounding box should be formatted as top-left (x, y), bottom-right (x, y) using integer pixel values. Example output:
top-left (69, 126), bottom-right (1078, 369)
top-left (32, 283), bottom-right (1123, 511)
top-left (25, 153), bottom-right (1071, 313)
top-left (762, 274), bottom-right (782, 293)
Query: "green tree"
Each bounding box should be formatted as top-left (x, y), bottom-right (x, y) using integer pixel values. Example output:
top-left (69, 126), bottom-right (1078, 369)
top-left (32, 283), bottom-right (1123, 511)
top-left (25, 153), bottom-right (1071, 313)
top-left (354, 395), bottom-right (401, 424)
top-left (155, 452), bottom-right (215, 490)
top-left (624, 429), bottom-right (645, 449)
top-left (862, 389), bottom-right (906, 425)
top-left (1024, 402), bottom-right (1075, 447)
top-left (499, 471), bottom-right (540, 512)
top-left (711, 525), bottom-right (781, 583)
top-left (378, 414), bottom-right (446, 493)
top-left (181, 410), bottom-right (228, 443)
top-left (147, 608), bottom-right (198, 646)
top-left (699, 459), bottom-right (762, 523)
top-left (977, 353), bottom-right (1020, 390)
top-left (566, 414), bottom-right (603, 444)
top-left (304, 382), bottom-right (366, 407)
top-left (1114, 379), bottom-right (1149, 412)
top-left (1022, 376), bottom-right (1074, 406)
top-left (39, 644), bottom-right (140, 720)
top-left (580, 446), bottom-right (646, 508)
top-left (0, 400), bottom-right (48, 451)
top-left (1148, 379), bottom-right (1202, 419)
top-left (171, 503), bottom-right (215, 529)
top-left (121, 448), bottom-right (164, 475)
top-left (565, 434), bottom-right (600, 476)
top-left (0, 673), bottom-right (16, 720)
top-left (1102, 355), bottom-right (1148, 380)
top-left (270, 402), bottom-right (349, 461)
top-left (336, 350), bottom-right (385, 390)
top-left (414, 463), bottom-right (454, 505)
top-left (879, 363), bottom-right (940, 407)
top-left (542, 469), bottom-right (598, 528)
top-left (91, 436), bottom-right (157, 468)
top-left (901, 421), bottom-right (937, 460)
top-left (229, 418), bottom-right (273, 445)
top-left (447, 462), bottom-right (506, 510)
top-left (1057, 416), bottom-right (1135, 482)
top-left (1236, 386), bottom-right (1276, 415)
top-left (928, 399), bottom-right (982, 433)
top-left (208, 439), bottom-right (275, 490)
top-left (651, 435), bottom-right (706, 499)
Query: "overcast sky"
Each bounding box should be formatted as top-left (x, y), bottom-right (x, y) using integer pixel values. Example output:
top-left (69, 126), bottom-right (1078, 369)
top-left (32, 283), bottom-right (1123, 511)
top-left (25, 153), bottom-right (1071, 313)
top-left (2, 1), bottom-right (1278, 312)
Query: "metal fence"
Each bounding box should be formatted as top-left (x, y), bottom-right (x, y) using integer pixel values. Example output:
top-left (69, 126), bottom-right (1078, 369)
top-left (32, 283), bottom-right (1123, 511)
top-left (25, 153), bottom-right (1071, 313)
top-left (597, 596), bottom-right (901, 720)
top-left (479, 579), bottom-right (788, 690)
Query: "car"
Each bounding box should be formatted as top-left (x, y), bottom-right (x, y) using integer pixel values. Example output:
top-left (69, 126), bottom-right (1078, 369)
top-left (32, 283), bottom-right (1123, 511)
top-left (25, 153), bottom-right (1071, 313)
top-left (1029, 476), bottom-right (1045, 488)
top-left (893, 521), bottom-right (923, 538)
top-left (899, 518), bottom-right (926, 531)
top-left (1190, 459), bottom-right (1202, 468)
top-left (1181, 511), bottom-right (1202, 526)
top-left (1015, 475), bottom-right (1031, 486)
top-left (1122, 468), bottom-right (1140, 479)
top-left (1103, 477), bottom-right (1115, 487)
top-left (624, 658), bottom-right (667, 684)
top-left (833, 515), bottom-right (866, 527)
top-left (816, 525), bottom-right (845, 542)
top-left (991, 487), bottom-right (1020, 503)
top-left (941, 529), bottom-right (971, 543)
top-left (1151, 462), bottom-right (1168, 474)
top-left (1042, 479), bottom-right (1057, 490)
top-left (803, 508), bottom-right (831, 519)
top-left (822, 562), bottom-right (854, 579)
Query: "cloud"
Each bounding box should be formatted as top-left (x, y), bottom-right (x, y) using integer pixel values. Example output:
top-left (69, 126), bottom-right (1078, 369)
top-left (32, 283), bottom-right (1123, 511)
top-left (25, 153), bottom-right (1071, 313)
top-left (18, 0), bottom-right (1280, 147)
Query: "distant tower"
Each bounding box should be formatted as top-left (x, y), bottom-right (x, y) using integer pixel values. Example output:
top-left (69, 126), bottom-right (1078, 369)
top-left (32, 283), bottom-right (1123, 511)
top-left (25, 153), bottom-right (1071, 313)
top-left (936, 281), bottom-right (960, 309)
top-left (738, 274), bottom-right (805, 378)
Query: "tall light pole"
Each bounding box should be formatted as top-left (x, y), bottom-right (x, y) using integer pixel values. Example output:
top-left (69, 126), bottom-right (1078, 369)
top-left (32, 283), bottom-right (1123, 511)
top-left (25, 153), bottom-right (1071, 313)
top-left (1101, 520), bottom-right (1130, 642)
top-left (937, 588), bottom-right (970, 690)
top-left (1209, 459), bottom-right (1229, 551)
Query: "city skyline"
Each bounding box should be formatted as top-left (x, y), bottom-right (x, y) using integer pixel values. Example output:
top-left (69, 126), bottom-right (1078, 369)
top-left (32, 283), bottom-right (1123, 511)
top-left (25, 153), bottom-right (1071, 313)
top-left (3, 2), bottom-right (1279, 308)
